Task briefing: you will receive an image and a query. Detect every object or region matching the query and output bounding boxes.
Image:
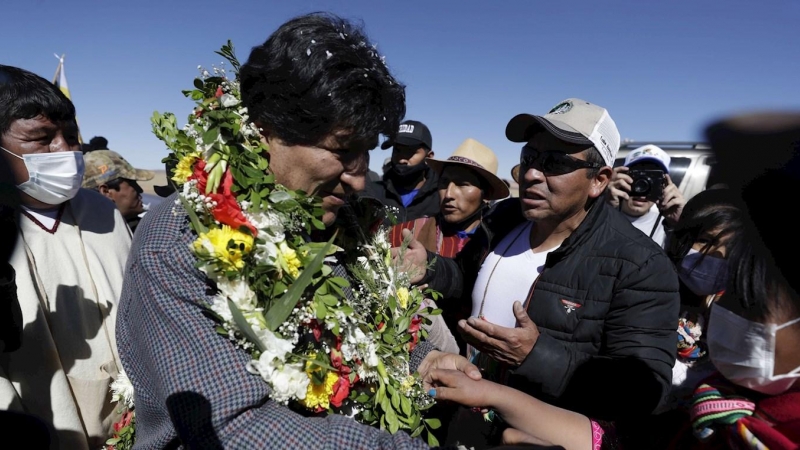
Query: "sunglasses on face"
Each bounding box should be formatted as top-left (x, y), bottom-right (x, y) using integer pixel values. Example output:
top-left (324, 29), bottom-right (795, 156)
top-left (520, 146), bottom-right (601, 176)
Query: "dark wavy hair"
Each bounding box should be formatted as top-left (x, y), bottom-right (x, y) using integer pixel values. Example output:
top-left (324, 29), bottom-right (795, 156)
top-left (0, 65), bottom-right (76, 142)
top-left (726, 173), bottom-right (800, 321)
top-left (240, 12), bottom-right (406, 148)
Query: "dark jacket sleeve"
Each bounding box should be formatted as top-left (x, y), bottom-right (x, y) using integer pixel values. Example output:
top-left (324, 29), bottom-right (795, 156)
top-left (422, 251), bottom-right (464, 300)
top-left (512, 252), bottom-right (679, 420)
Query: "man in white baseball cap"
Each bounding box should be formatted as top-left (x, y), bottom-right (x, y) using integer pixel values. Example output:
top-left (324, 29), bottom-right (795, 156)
top-left (405, 98), bottom-right (680, 447)
top-left (606, 144), bottom-right (686, 248)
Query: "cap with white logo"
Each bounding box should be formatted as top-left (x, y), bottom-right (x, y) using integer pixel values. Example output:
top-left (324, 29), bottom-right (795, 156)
top-left (380, 119), bottom-right (433, 150)
top-left (505, 98), bottom-right (620, 167)
top-left (624, 144), bottom-right (671, 173)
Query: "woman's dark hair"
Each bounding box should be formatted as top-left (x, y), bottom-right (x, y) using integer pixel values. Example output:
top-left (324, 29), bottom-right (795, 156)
top-left (665, 188), bottom-right (744, 267)
top-left (0, 65), bottom-right (76, 141)
top-left (240, 12), bottom-right (406, 148)
top-left (726, 173), bottom-right (800, 321)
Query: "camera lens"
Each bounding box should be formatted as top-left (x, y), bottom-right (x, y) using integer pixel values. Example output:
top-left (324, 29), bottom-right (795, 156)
top-left (631, 178), bottom-right (651, 196)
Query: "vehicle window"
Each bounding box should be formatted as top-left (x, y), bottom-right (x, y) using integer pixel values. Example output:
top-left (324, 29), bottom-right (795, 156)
top-left (613, 156), bottom-right (692, 187)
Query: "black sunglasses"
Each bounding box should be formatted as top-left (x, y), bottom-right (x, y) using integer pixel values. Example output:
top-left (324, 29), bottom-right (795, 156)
top-left (520, 147), bottom-right (601, 176)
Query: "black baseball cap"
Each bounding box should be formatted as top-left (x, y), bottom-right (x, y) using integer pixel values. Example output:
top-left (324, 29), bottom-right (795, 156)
top-left (380, 120), bottom-right (432, 150)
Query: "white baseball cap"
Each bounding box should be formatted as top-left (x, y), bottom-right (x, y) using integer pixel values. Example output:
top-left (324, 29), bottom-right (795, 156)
top-left (624, 144), bottom-right (671, 173)
top-left (505, 98), bottom-right (620, 167)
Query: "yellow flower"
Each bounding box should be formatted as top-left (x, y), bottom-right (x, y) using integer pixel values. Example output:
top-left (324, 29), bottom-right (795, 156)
top-left (172, 152), bottom-right (201, 183)
top-left (396, 287), bottom-right (410, 310)
top-left (299, 371), bottom-right (338, 411)
top-left (194, 225), bottom-right (254, 270)
top-left (399, 375), bottom-right (417, 395)
top-left (278, 241), bottom-right (302, 278)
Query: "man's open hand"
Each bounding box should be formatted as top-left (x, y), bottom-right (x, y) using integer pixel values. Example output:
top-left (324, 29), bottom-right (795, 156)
top-left (458, 301), bottom-right (539, 366)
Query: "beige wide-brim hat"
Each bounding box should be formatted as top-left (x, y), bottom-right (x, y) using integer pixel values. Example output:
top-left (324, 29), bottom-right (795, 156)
top-left (511, 164), bottom-right (521, 184)
top-left (426, 138), bottom-right (510, 200)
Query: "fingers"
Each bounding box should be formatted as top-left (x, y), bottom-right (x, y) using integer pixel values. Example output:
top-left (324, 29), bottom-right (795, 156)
top-left (512, 301), bottom-right (532, 327)
top-left (449, 353), bottom-right (482, 380)
top-left (427, 368), bottom-right (463, 388)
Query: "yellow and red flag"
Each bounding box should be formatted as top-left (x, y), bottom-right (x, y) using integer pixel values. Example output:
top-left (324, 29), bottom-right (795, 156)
top-left (52, 54), bottom-right (84, 144)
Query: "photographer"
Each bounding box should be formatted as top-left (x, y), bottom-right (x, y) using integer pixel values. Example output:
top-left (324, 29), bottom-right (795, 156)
top-left (607, 144), bottom-right (686, 248)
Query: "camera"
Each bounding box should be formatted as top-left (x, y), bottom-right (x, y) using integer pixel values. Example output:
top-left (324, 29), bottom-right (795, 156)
top-left (628, 169), bottom-right (666, 202)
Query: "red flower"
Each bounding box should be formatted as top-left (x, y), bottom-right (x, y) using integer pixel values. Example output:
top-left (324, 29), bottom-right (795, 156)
top-left (330, 375), bottom-right (351, 408)
top-left (330, 348), bottom-right (343, 370)
top-left (306, 319), bottom-right (323, 342)
top-left (377, 322), bottom-right (385, 331)
top-left (189, 160), bottom-right (256, 235)
top-left (215, 86), bottom-right (224, 98)
top-left (408, 316), bottom-right (423, 352)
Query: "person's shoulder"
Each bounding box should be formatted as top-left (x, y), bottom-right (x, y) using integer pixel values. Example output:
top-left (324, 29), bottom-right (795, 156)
top-left (598, 203), bottom-right (671, 262)
top-left (72, 187), bottom-right (117, 211)
top-left (133, 193), bottom-right (189, 250)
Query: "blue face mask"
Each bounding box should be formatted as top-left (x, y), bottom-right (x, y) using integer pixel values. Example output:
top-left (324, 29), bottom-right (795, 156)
top-left (679, 248), bottom-right (728, 297)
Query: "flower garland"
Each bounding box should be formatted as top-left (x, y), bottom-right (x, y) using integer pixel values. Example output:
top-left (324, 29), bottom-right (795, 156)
top-left (106, 41), bottom-right (442, 449)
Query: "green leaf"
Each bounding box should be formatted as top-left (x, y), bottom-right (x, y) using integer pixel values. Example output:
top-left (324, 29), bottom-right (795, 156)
top-left (385, 406), bottom-right (399, 434)
top-left (264, 234), bottom-right (335, 331)
top-left (193, 78), bottom-right (204, 89)
top-left (424, 418), bottom-right (442, 429)
top-left (203, 127), bottom-right (220, 145)
top-left (410, 426), bottom-right (423, 438)
top-left (315, 300), bottom-right (328, 320)
top-left (427, 431), bottom-right (440, 447)
top-left (400, 395), bottom-right (412, 415)
top-left (390, 388), bottom-right (400, 410)
top-left (227, 300), bottom-right (266, 353)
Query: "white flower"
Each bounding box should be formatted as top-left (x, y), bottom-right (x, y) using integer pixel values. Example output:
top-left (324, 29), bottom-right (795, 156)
top-left (254, 327), bottom-right (295, 362)
top-left (219, 93), bottom-right (239, 108)
top-left (213, 278), bottom-right (258, 321)
top-left (110, 370), bottom-right (135, 410)
top-left (246, 355), bottom-right (308, 403)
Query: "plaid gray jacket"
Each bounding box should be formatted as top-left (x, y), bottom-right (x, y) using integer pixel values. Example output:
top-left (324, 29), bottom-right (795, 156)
top-left (117, 194), bottom-right (434, 449)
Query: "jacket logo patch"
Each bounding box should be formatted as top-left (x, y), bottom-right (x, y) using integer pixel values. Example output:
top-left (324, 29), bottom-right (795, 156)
top-left (561, 299), bottom-right (582, 314)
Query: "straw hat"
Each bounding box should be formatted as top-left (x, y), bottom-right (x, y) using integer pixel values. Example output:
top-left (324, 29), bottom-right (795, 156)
top-left (511, 164), bottom-right (521, 184)
top-left (426, 138), bottom-right (510, 200)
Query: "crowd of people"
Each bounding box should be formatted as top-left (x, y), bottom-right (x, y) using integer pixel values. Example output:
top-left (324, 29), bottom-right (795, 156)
top-left (2, 11), bottom-right (799, 450)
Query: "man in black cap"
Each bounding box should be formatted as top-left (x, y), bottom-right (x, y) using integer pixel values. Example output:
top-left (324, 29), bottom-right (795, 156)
top-left (364, 120), bottom-right (441, 245)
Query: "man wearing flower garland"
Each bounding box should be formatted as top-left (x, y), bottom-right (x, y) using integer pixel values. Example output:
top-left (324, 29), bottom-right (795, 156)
top-left (117, 13), bottom-right (480, 449)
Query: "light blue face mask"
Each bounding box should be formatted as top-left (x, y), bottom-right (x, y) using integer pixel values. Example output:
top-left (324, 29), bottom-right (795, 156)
top-left (679, 248), bottom-right (728, 296)
top-left (1, 146), bottom-right (85, 205)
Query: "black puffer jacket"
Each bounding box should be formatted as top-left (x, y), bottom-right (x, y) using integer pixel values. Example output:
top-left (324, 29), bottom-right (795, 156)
top-left (363, 165), bottom-right (440, 225)
top-left (425, 197), bottom-right (680, 421)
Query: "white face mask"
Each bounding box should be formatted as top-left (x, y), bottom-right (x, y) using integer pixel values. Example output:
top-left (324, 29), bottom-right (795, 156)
top-left (708, 303), bottom-right (800, 395)
top-left (1, 146), bottom-right (85, 205)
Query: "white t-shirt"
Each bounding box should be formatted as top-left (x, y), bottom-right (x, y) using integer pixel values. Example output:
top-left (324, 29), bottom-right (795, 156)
top-left (627, 204), bottom-right (667, 248)
top-left (471, 222), bottom-right (557, 328)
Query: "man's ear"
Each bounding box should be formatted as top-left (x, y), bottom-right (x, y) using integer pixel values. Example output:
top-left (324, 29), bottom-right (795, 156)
top-left (588, 166), bottom-right (613, 199)
top-left (426, 151), bottom-right (435, 159)
top-left (98, 185), bottom-right (113, 199)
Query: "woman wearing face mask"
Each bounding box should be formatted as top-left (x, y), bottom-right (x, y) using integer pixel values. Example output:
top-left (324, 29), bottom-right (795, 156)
top-left (658, 188), bottom-right (746, 410)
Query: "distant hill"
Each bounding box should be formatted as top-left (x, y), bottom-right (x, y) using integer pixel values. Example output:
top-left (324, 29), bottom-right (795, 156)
top-left (139, 170), bottom-right (167, 196)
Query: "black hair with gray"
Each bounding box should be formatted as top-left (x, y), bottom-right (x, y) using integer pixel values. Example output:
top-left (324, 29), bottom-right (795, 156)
top-left (240, 12), bottom-right (406, 149)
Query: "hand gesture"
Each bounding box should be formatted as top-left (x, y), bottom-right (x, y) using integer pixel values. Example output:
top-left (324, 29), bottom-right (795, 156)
top-left (657, 174), bottom-right (686, 226)
top-left (417, 350), bottom-right (482, 391)
top-left (606, 166), bottom-right (632, 208)
top-left (458, 302), bottom-right (540, 366)
top-left (391, 229), bottom-right (428, 284)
